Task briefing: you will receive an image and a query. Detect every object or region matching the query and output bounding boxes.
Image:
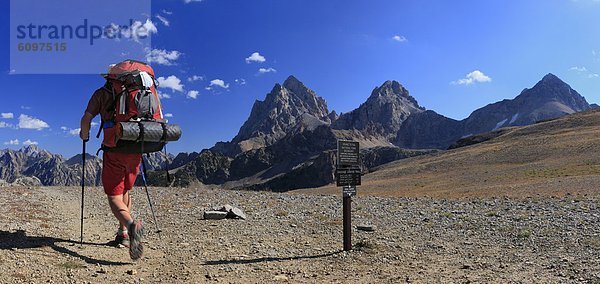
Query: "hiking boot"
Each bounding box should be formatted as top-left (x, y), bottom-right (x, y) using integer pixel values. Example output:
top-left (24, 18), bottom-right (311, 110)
top-left (128, 220), bottom-right (144, 260)
top-left (110, 233), bottom-right (130, 248)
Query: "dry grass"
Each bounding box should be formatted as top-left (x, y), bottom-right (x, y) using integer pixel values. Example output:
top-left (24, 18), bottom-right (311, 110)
top-left (299, 109), bottom-right (600, 198)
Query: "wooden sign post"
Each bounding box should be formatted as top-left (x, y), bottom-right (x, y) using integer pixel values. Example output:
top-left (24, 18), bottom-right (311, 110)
top-left (335, 140), bottom-right (361, 251)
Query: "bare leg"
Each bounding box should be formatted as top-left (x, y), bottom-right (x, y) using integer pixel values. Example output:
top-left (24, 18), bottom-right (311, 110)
top-left (107, 194), bottom-right (133, 229)
top-left (118, 191), bottom-right (132, 231)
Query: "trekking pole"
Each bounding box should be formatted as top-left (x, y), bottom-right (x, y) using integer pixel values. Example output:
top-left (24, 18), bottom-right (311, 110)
top-left (80, 139), bottom-right (87, 246)
top-left (140, 156), bottom-right (162, 237)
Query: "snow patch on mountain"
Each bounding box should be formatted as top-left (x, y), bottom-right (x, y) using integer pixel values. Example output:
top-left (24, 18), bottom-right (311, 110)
top-left (492, 119), bottom-right (508, 131)
top-left (509, 113), bottom-right (519, 124)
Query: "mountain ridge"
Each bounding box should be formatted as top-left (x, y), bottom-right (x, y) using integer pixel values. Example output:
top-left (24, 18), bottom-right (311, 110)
top-left (0, 73), bottom-right (593, 189)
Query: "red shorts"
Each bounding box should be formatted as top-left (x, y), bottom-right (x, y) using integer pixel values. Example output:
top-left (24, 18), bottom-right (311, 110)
top-left (102, 152), bottom-right (142, 196)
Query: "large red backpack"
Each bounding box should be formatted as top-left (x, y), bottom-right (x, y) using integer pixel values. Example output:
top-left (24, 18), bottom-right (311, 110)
top-left (97, 60), bottom-right (167, 153)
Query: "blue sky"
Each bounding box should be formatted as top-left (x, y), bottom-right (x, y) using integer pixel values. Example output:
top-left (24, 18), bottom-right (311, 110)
top-left (1, 0), bottom-right (599, 157)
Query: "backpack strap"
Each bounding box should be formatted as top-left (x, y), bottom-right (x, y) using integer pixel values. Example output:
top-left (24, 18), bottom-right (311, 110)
top-left (96, 82), bottom-right (124, 139)
top-left (95, 121), bottom-right (104, 139)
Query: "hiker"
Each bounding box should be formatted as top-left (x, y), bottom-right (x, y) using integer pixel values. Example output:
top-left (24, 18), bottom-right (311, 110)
top-left (78, 61), bottom-right (156, 260)
top-left (79, 60), bottom-right (181, 260)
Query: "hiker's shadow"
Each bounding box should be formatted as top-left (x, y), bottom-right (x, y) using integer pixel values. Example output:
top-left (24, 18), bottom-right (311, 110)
top-left (203, 250), bottom-right (343, 266)
top-left (0, 230), bottom-right (129, 266)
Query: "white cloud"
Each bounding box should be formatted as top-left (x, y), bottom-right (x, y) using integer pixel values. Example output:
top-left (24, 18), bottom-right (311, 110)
top-left (68, 129), bottom-right (80, 136)
top-left (1, 112), bottom-right (14, 119)
top-left (187, 90), bottom-right (200, 99)
top-left (62, 126), bottom-right (86, 135)
top-left (235, 78), bottom-right (247, 85)
top-left (164, 113), bottom-right (173, 118)
top-left (68, 128), bottom-right (81, 136)
top-left (157, 75), bottom-right (184, 92)
top-left (91, 122), bottom-right (99, 128)
top-left (146, 48), bottom-right (181, 65)
top-left (258, 67), bottom-right (277, 74)
top-left (158, 91), bottom-right (171, 100)
top-left (570, 66), bottom-right (588, 72)
top-left (4, 139), bottom-right (19, 145)
top-left (188, 75), bottom-right (204, 82)
top-left (20, 106), bottom-right (31, 110)
top-left (156, 15), bottom-right (170, 27)
top-left (162, 9), bottom-right (173, 15)
top-left (23, 139), bottom-right (38, 146)
top-left (245, 52), bottom-right (266, 64)
top-left (138, 19), bottom-right (158, 38)
top-left (18, 114), bottom-right (49, 130)
top-left (121, 19), bottom-right (158, 42)
top-left (209, 79), bottom-right (229, 89)
top-left (392, 35), bottom-right (408, 42)
top-left (0, 121), bottom-right (13, 128)
top-left (184, 0), bottom-right (203, 3)
top-left (451, 70), bottom-right (492, 85)
top-left (158, 91), bottom-right (171, 99)
top-left (569, 66), bottom-right (599, 79)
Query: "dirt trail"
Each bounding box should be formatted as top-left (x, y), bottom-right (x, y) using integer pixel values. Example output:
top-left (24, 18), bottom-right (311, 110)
top-left (0, 186), bottom-right (599, 283)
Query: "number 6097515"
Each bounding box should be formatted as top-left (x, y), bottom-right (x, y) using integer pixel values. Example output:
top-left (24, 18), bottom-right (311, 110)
top-left (17, 42), bottom-right (67, 52)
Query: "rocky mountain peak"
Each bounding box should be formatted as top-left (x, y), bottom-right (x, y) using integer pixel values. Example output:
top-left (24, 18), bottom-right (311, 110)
top-left (19, 145), bottom-right (51, 159)
top-left (369, 80), bottom-right (423, 109)
top-left (20, 144), bottom-right (40, 154)
top-left (519, 73), bottom-right (589, 111)
top-left (460, 73), bottom-right (591, 137)
top-left (65, 153), bottom-right (98, 166)
top-left (540, 73), bottom-right (561, 83)
top-left (214, 76), bottom-right (330, 156)
top-left (375, 80), bottom-right (407, 96)
top-left (332, 80), bottom-right (425, 140)
top-left (282, 75), bottom-right (303, 90)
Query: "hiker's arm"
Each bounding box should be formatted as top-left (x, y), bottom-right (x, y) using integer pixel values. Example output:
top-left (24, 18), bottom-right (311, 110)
top-left (80, 112), bottom-right (94, 141)
top-left (81, 91), bottom-right (101, 141)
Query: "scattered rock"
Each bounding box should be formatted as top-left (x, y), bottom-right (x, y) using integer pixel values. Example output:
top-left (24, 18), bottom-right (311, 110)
top-left (203, 211), bottom-right (228, 220)
top-left (219, 204), bottom-right (234, 212)
top-left (126, 269), bottom-right (137, 275)
top-left (357, 225), bottom-right (377, 232)
top-left (273, 274), bottom-right (289, 281)
top-left (228, 207), bottom-right (247, 220)
top-left (207, 204), bottom-right (247, 220)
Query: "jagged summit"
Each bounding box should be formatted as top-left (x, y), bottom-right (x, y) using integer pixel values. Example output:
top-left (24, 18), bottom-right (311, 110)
top-left (332, 80), bottom-right (425, 140)
top-left (369, 80), bottom-right (424, 110)
top-left (282, 75), bottom-right (302, 89)
top-left (20, 144), bottom-right (40, 153)
top-left (518, 73), bottom-right (589, 111)
top-left (540, 73), bottom-right (561, 83)
top-left (213, 76), bottom-right (331, 156)
top-left (374, 80), bottom-right (408, 96)
top-left (19, 144), bottom-right (52, 159)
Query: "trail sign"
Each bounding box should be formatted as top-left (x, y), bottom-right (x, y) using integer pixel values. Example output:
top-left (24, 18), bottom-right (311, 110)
top-left (336, 140), bottom-right (361, 252)
top-left (337, 140), bottom-right (360, 166)
top-left (336, 167), bottom-right (361, 186)
top-left (342, 186), bottom-right (357, 197)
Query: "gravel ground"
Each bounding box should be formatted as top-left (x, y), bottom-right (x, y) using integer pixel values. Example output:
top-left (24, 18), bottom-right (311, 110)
top-left (0, 186), bottom-right (598, 283)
